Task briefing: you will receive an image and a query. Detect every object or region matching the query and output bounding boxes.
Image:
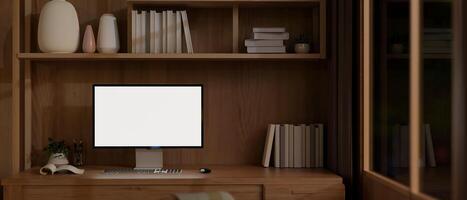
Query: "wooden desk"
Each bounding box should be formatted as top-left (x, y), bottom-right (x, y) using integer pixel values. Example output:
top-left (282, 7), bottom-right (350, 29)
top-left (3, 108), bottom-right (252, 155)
top-left (2, 165), bottom-right (344, 200)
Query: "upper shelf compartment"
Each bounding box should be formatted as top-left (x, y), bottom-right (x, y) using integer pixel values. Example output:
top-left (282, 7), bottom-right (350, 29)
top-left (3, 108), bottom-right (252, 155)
top-left (19, 0), bottom-right (326, 61)
top-left (127, 0), bottom-right (322, 7)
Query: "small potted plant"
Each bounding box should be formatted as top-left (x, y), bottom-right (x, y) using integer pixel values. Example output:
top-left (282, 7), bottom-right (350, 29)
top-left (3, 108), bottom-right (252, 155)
top-left (43, 138), bottom-right (70, 165)
top-left (294, 34), bottom-right (311, 54)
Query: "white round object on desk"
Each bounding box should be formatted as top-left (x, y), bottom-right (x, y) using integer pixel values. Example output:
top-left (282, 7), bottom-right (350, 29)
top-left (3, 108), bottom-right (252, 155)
top-left (97, 14), bottom-right (120, 53)
top-left (38, 0), bottom-right (80, 53)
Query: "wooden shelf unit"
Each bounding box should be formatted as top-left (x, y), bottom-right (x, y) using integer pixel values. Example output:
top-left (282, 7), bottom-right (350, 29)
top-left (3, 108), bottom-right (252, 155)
top-left (126, 0), bottom-right (326, 58)
top-left (11, 0), bottom-right (332, 177)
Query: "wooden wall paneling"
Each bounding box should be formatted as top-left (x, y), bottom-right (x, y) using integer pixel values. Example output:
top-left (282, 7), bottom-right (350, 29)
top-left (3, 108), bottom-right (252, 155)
top-left (1, 1), bottom-right (13, 200)
top-left (30, 61), bottom-right (329, 167)
top-left (127, 3), bottom-right (134, 53)
top-left (232, 5), bottom-right (239, 53)
top-left (452, 0), bottom-right (467, 199)
top-left (12, 0), bottom-right (23, 175)
top-left (24, 0), bottom-right (33, 170)
top-left (320, 0), bottom-right (326, 58)
top-left (409, 0), bottom-right (422, 194)
top-left (187, 8), bottom-right (233, 53)
top-left (326, 0), bottom-right (337, 173)
top-left (336, 0), bottom-right (354, 198)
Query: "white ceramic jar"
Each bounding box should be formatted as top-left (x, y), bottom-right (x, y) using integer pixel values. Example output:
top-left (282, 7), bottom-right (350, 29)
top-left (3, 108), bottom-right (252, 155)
top-left (97, 14), bottom-right (120, 53)
top-left (38, 0), bottom-right (80, 53)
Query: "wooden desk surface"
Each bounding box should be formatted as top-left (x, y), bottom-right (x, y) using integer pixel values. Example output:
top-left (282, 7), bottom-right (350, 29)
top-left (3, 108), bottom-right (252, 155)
top-left (1, 165), bottom-right (342, 186)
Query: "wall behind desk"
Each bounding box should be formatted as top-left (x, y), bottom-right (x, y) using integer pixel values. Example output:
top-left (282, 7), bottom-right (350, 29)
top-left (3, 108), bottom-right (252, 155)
top-left (0, 0), bottom-right (13, 199)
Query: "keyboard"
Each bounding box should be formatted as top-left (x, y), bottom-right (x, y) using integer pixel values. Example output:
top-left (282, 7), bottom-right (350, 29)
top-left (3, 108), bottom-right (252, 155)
top-left (104, 168), bottom-right (182, 174)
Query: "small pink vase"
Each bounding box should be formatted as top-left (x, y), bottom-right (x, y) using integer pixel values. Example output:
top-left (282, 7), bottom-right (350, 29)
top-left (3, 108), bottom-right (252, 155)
top-left (82, 25), bottom-right (96, 53)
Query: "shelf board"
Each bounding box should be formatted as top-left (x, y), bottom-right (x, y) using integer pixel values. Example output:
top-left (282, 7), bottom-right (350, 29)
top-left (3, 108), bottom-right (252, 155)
top-left (128, 0), bottom-right (321, 4)
top-left (387, 53), bottom-right (451, 60)
top-left (386, 0), bottom-right (451, 3)
top-left (18, 53), bottom-right (323, 61)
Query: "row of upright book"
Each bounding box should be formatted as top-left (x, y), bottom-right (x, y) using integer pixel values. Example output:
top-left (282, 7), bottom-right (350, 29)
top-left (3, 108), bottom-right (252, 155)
top-left (131, 10), bottom-right (193, 54)
top-left (391, 124), bottom-right (436, 168)
top-left (262, 124), bottom-right (324, 168)
top-left (423, 28), bottom-right (451, 54)
top-left (245, 27), bottom-right (289, 53)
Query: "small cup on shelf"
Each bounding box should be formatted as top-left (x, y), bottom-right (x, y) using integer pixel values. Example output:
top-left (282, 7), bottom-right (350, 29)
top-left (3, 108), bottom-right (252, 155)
top-left (294, 43), bottom-right (310, 54)
top-left (293, 34), bottom-right (311, 54)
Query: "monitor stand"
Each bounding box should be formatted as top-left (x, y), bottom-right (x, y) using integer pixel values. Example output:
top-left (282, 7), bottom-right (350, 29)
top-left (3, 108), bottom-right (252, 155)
top-left (135, 148), bottom-right (163, 169)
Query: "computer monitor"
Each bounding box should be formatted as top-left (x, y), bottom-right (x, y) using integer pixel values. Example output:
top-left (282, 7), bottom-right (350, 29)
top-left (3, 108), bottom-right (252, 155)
top-left (93, 84), bottom-right (203, 168)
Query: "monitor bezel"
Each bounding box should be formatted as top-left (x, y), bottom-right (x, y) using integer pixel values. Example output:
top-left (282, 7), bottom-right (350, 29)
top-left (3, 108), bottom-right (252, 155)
top-left (92, 84), bottom-right (204, 149)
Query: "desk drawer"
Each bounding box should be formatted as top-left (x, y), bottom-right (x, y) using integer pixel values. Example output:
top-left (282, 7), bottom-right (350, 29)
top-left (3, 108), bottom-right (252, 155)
top-left (264, 183), bottom-right (345, 200)
top-left (23, 185), bottom-right (262, 200)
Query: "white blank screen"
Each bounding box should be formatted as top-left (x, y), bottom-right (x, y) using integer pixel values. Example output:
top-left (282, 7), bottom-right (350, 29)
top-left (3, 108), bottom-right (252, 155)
top-left (94, 86), bottom-right (202, 147)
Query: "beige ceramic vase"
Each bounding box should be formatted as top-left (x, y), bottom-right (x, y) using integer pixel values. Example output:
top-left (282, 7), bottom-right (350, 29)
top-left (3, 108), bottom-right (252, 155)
top-left (82, 25), bottom-right (96, 53)
top-left (97, 14), bottom-right (120, 53)
top-left (38, 0), bottom-right (80, 53)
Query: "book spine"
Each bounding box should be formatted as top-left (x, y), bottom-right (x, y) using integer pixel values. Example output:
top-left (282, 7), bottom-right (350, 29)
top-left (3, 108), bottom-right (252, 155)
top-left (280, 125), bottom-right (286, 168)
top-left (274, 124), bottom-right (280, 168)
top-left (314, 124), bottom-right (319, 167)
top-left (162, 11), bottom-right (167, 53)
top-left (305, 125), bottom-right (310, 168)
top-left (155, 12), bottom-right (162, 53)
top-left (167, 11), bottom-right (175, 53)
top-left (319, 124), bottom-right (324, 167)
top-left (392, 124), bottom-right (401, 168)
top-left (400, 126), bottom-right (409, 168)
top-left (262, 124), bottom-right (275, 167)
top-left (181, 11), bottom-right (194, 53)
top-left (253, 27), bottom-right (286, 33)
top-left (131, 10), bottom-right (136, 53)
top-left (149, 11), bottom-right (155, 53)
top-left (135, 12), bottom-right (141, 53)
top-left (176, 11), bottom-right (182, 53)
top-left (288, 124), bottom-right (294, 167)
top-left (284, 125), bottom-right (289, 168)
top-left (253, 32), bottom-right (290, 40)
top-left (141, 11), bottom-right (147, 53)
top-left (425, 124), bottom-right (437, 167)
top-left (300, 124), bottom-right (307, 167)
top-left (293, 125), bottom-right (302, 168)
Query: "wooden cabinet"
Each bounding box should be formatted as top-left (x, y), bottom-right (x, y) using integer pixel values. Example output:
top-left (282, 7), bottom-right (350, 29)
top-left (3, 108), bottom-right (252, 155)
top-left (264, 184), bottom-right (344, 200)
top-left (21, 185), bottom-right (262, 200)
top-left (2, 166), bottom-right (344, 200)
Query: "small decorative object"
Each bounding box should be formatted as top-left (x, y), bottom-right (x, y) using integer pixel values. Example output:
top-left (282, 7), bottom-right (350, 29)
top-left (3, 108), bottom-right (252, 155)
top-left (97, 14), bottom-right (120, 53)
top-left (73, 139), bottom-right (84, 166)
top-left (294, 34), bottom-right (310, 54)
top-left (391, 43), bottom-right (405, 54)
top-left (82, 25), bottom-right (96, 53)
top-left (43, 138), bottom-right (70, 165)
top-left (38, 0), bottom-right (80, 53)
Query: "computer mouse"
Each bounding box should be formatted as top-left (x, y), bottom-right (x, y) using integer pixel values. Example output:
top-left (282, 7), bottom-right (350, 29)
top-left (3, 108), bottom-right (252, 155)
top-left (199, 168), bottom-right (211, 174)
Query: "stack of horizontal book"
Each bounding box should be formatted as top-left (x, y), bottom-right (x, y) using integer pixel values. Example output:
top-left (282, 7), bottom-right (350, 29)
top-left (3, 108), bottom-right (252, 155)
top-left (262, 124), bottom-right (324, 168)
top-left (131, 10), bottom-right (193, 54)
top-left (245, 27), bottom-right (289, 53)
top-left (424, 28), bottom-right (451, 54)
